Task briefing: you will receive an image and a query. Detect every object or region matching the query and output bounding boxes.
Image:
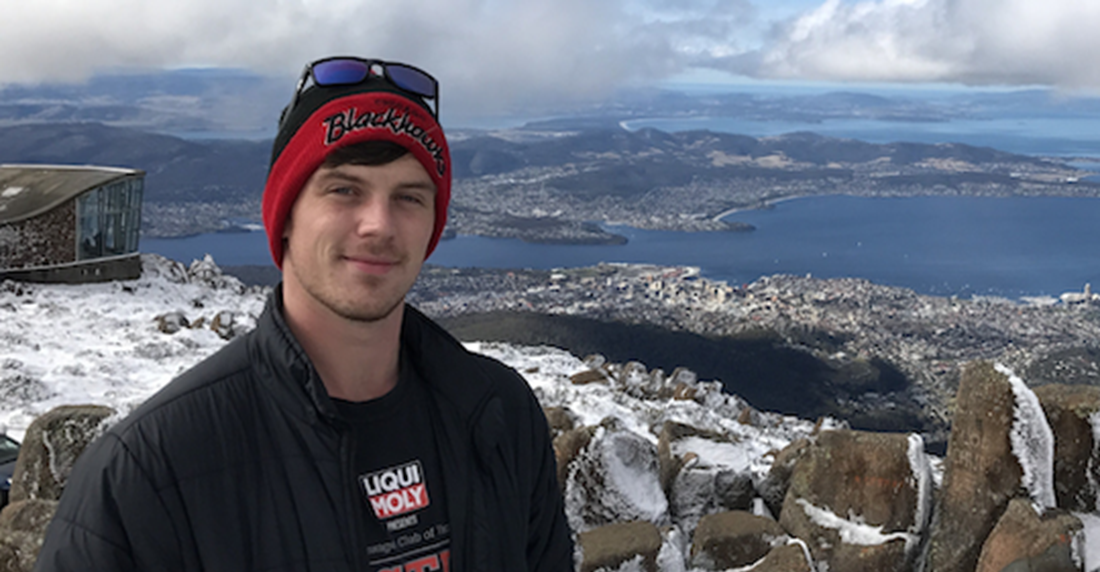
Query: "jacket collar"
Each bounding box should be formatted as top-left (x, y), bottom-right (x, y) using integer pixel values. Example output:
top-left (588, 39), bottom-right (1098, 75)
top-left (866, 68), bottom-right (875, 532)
top-left (252, 284), bottom-right (497, 425)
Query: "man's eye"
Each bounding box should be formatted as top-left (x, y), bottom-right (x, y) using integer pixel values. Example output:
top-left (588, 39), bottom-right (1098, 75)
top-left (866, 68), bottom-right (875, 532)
top-left (399, 194), bottom-right (427, 205)
top-left (329, 186), bottom-right (355, 196)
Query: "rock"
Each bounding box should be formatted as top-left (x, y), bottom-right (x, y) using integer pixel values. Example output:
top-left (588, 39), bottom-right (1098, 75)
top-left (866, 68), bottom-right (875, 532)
top-left (778, 429), bottom-right (931, 572)
top-left (571, 369), bottom-right (608, 386)
top-left (564, 421), bottom-right (670, 533)
top-left (543, 406), bottom-right (578, 437)
top-left (10, 405), bottom-right (116, 503)
top-left (1034, 383), bottom-right (1100, 512)
top-left (758, 438), bottom-right (811, 519)
top-left (553, 426), bottom-right (596, 491)
top-left (0, 499), bottom-right (57, 536)
top-left (0, 530), bottom-right (41, 572)
top-left (927, 361), bottom-right (1025, 572)
top-left (154, 311), bottom-right (189, 334)
top-left (689, 511), bottom-right (786, 570)
top-left (656, 422), bottom-right (753, 536)
top-left (210, 310), bottom-right (240, 340)
top-left (744, 542), bottom-right (814, 572)
top-left (578, 520), bottom-right (662, 572)
top-left (975, 498), bottom-right (1083, 572)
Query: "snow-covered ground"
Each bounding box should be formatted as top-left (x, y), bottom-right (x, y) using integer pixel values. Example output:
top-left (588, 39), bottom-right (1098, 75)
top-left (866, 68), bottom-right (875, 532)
top-left (0, 254), bottom-right (813, 479)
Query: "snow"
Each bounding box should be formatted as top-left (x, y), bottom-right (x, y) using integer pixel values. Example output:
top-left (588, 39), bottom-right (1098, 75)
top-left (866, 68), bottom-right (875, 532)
top-left (1, 254), bottom-right (834, 571)
top-left (671, 436), bottom-right (753, 473)
top-left (906, 433), bottom-right (933, 554)
top-left (1, 186), bottom-right (24, 198)
top-left (1074, 512), bottom-right (1100, 572)
top-left (795, 498), bottom-right (915, 547)
top-left (995, 363), bottom-right (1057, 510)
top-left (1091, 412), bottom-right (1100, 513)
top-left (0, 255), bottom-right (267, 441)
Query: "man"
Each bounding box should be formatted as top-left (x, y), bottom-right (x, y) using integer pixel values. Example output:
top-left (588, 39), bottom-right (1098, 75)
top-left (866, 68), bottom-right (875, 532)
top-left (35, 57), bottom-right (574, 571)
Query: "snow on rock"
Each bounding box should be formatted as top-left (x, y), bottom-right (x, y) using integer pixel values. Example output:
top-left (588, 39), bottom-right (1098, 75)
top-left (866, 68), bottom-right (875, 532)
top-left (565, 422), bottom-right (670, 533)
top-left (1074, 512), bottom-right (1100, 572)
top-left (907, 433), bottom-right (933, 553)
top-left (995, 363), bottom-right (1057, 510)
top-left (795, 498), bottom-right (915, 547)
top-left (1091, 411), bottom-right (1100, 513)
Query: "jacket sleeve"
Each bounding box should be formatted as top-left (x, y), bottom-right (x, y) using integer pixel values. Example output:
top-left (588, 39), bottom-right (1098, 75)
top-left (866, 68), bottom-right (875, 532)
top-left (522, 390), bottom-right (575, 572)
top-left (35, 432), bottom-right (181, 572)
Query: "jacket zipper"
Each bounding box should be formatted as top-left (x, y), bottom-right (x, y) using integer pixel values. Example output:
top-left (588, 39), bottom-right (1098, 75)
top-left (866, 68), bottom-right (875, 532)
top-left (339, 427), bottom-right (367, 571)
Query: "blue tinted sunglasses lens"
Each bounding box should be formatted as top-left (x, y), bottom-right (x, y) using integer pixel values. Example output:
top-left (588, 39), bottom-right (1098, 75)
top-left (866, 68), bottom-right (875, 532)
top-left (387, 65), bottom-right (436, 98)
top-left (311, 59), bottom-right (370, 86)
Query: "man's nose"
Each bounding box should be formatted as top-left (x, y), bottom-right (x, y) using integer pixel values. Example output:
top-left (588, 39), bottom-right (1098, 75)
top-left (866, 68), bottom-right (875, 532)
top-left (355, 197), bottom-right (396, 237)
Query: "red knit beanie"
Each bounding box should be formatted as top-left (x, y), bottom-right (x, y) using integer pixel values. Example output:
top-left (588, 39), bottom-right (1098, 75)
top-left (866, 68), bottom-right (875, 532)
top-left (263, 81), bottom-right (451, 268)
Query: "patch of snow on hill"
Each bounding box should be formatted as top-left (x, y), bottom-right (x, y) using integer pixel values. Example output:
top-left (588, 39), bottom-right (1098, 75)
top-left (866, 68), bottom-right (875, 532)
top-left (1, 254), bottom-right (816, 498)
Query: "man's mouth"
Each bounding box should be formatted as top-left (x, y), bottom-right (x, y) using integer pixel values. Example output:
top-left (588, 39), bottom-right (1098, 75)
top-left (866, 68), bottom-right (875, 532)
top-left (344, 255), bottom-right (400, 275)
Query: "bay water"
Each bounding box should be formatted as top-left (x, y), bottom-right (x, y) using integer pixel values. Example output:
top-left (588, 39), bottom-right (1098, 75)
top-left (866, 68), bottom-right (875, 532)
top-left (142, 194), bottom-right (1100, 299)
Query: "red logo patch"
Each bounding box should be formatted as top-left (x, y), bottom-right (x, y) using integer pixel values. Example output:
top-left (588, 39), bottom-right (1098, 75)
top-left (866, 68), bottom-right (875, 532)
top-left (362, 461), bottom-right (430, 519)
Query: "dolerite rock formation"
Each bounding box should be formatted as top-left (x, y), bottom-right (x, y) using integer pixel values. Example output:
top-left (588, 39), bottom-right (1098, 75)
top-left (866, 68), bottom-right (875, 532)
top-left (926, 362), bottom-right (1033, 572)
top-left (577, 520), bottom-right (663, 572)
top-left (777, 429), bottom-right (932, 572)
top-left (975, 498), bottom-right (1083, 572)
top-left (9, 405), bottom-right (116, 504)
top-left (564, 419), bottom-right (670, 532)
top-left (1034, 384), bottom-right (1100, 512)
top-left (689, 511), bottom-right (787, 570)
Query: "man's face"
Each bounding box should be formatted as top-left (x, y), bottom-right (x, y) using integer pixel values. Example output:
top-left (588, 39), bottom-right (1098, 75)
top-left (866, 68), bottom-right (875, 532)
top-left (281, 153), bottom-right (436, 323)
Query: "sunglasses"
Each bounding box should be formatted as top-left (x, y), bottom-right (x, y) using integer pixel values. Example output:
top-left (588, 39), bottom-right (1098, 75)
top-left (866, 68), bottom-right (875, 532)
top-left (284, 57), bottom-right (440, 122)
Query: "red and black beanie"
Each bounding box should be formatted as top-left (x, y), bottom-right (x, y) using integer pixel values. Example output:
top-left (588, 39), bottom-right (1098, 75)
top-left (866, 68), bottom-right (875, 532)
top-left (263, 79), bottom-right (451, 268)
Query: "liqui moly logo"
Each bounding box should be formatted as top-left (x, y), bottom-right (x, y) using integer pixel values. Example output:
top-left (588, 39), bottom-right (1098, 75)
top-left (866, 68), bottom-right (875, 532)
top-left (362, 461), bottom-right (430, 519)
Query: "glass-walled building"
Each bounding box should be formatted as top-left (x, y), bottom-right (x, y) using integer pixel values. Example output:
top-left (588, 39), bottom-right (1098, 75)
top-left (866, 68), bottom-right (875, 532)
top-left (0, 164), bottom-right (145, 283)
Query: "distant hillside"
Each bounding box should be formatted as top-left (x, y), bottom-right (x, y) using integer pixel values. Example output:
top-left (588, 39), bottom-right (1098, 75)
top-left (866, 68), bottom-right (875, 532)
top-left (0, 123), bottom-right (269, 204)
top-left (0, 122), bottom-right (1090, 240)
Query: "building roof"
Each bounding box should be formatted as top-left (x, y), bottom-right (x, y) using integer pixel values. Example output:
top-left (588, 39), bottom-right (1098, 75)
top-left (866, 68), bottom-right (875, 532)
top-left (0, 164), bottom-right (144, 226)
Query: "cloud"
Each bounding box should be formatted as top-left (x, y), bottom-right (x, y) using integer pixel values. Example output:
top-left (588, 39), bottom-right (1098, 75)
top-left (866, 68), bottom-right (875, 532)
top-left (0, 0), bottom-right (757, 117)
top-left (722, 0), bottom-right (1100, 91)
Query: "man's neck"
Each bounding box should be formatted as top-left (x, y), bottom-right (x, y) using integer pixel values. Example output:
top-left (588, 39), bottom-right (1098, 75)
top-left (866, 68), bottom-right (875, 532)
top-left (280, 286), bottom-right (404, 403)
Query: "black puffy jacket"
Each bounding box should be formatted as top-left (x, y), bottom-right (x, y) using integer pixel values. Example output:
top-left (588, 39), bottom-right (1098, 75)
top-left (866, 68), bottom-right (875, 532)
top-left (35, 292), bottom-right (574, 571)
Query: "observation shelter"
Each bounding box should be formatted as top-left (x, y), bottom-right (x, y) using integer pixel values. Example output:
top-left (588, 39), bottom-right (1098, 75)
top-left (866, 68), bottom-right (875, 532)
top-left (0, 164), bottom-right (145, 283)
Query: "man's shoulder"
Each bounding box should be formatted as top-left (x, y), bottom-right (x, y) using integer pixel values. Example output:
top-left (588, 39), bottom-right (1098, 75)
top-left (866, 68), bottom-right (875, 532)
top-left (110, 332), bottom-right (257, 438)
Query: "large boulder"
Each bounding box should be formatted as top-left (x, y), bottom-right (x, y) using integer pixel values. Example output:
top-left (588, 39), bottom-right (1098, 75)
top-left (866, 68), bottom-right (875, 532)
top-left (758, 438), bottom-right (811, 519)
top-left (564, 419), bottom-right (670, 533)
top-left (744, 542), bottom-right (814, 572)
top-left (778, 429), bottom-right (932, 572)
top-left (689, 511), bottom-right (786, 570)
top-left (1034, 383), bottom-right (1100, 512)
top-left (0, 499), bottom-right (57, 572)
top-left (10, 405), bottom-right (116, 503)
top-left (656, 421), bottom-right (754, 536)
top-left (553, 426), bottom-right (597, 491)
top-left (975, 498), bottom-right (1083, 572)
top-left (577, 520), bottom-right (662, 572)
top-left (926, 362), bottom-right (1034, 572)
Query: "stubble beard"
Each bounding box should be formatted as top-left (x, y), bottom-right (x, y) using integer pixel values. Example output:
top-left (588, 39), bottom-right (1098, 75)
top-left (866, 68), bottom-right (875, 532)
top-left (286, 250), bottom-right (413, 324)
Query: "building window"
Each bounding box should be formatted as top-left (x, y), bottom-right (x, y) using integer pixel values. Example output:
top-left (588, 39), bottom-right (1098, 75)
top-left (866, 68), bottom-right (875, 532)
top-left (76, 177), bottom-right (144, 261)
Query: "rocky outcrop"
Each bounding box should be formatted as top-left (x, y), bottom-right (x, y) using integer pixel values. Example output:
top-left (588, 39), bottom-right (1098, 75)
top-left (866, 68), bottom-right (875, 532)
top-left (975, 498), bottom-right (1083, 572)
top-left (9, 405), bottom-right (115, 504)
top-left (577, 520), bottom-right (662, 572)
top-left (778, 429), bottom-right (931, 572)
top-left (564, 419), bottom-right (670, 533)
top-left (927, 361), bottom-right (1026, 572)
top-left (1034, 383), bottom-right (1100, 512)
top-left (0, 404), bottom-right (113, 572)
top-left (689, 511), bottom-right (786, 570)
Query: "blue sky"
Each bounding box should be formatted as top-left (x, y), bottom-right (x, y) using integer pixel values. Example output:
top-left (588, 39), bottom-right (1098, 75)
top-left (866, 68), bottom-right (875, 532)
top-left (3, 0), bottom-right (1099, 117)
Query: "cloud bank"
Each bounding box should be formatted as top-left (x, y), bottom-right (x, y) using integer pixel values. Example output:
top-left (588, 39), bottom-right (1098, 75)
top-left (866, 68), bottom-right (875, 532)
top-left (3, 0), bottom-right (1100, 120)
top-left (735, 0), bottom-right (1100, 91)
top-left (0, 0), bottom-right (754, 116)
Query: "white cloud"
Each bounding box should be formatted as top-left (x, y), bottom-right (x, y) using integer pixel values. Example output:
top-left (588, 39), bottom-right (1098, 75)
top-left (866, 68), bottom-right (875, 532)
top-left (733, 0), bottom-right (1100, 91)
top-left (0, 0), bottom-right (756, 116)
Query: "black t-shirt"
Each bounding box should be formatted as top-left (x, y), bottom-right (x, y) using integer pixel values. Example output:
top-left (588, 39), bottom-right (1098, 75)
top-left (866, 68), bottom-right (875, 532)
top-left (333, 359), bottom-right (451, 572)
